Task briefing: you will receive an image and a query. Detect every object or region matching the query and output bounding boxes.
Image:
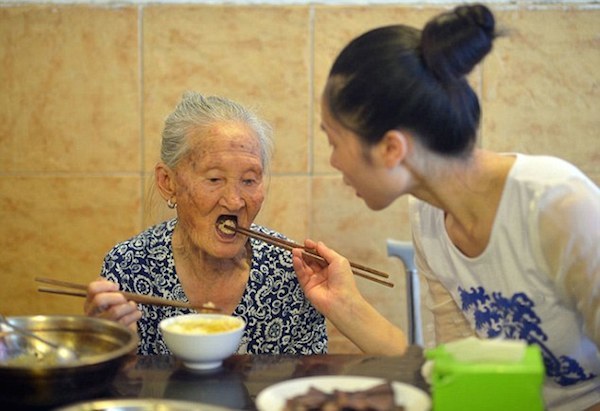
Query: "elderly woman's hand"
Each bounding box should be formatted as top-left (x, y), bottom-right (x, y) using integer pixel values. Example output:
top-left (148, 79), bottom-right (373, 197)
top-left (84, 278), bottom-right (141, 332)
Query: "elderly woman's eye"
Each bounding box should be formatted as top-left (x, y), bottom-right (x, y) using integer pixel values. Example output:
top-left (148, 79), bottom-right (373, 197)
top-left (242, 179), bottom-right (256, 186)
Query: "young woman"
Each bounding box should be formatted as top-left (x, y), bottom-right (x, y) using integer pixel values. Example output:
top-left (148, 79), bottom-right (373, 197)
top-left (292, 4), bottom-right (599, 410)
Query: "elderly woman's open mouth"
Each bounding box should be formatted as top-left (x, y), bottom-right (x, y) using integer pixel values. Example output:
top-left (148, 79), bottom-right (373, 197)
top-left (216, 215), bottom-right (238, 238)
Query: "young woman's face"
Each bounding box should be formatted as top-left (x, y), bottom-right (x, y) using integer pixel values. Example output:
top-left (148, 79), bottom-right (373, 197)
top-left (320, 100), bottom-right (395, 211)
top-left (173, 122), bottom-right (265, 259)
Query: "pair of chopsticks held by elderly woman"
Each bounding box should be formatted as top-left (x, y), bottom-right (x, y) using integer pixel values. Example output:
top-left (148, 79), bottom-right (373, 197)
top-left (83, 4), bottom-right (599, 410)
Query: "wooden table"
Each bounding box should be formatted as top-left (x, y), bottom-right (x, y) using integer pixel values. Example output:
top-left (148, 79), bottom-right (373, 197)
top-left (7, 346), bottom-right (429, 410)
top-left (113, 346), bottom-right (428, 410)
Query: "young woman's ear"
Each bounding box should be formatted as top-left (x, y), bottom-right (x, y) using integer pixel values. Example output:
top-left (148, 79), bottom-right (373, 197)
top-left (379, 130), bottom-right (409, 168)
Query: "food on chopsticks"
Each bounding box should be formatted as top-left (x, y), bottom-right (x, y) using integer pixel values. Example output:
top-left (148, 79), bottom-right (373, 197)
top-left (217, 215), bottom-right (237, 235)
top-left (282, 382), bottom-right (404, 411)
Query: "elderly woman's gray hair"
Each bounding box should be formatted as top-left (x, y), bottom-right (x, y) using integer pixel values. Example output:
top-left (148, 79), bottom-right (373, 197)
top-left (160, 91), bottom-right (274, 172)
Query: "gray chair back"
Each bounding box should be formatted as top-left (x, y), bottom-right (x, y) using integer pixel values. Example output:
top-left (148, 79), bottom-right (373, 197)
top-left (386, 239), bottom-right (423, 346)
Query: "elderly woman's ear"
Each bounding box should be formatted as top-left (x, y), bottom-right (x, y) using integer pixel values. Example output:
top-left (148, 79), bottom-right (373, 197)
top-left (155, 163), bottom-right (177, 208)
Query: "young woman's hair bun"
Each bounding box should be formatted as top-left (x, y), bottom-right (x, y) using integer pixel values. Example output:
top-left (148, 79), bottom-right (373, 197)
top-left (421, 3), bottom-right (496, 84)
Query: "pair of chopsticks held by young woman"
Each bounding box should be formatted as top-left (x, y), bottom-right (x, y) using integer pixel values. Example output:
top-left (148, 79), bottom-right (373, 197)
top-left (37, 225), bottom-right (393, 313)
top-left (224, 223), bottom-right (393, 288)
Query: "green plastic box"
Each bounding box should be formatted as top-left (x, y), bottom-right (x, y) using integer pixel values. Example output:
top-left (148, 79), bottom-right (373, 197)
top-left (425, 343), bottom-right (545, 411)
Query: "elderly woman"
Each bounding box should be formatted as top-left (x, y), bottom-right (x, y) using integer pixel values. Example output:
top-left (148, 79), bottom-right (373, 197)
top-left (84, 91), bottom-right (327, 355)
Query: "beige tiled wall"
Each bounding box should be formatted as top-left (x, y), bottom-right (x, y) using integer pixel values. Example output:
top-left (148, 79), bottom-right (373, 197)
top-left (1, 3), bottom-right (598, 354)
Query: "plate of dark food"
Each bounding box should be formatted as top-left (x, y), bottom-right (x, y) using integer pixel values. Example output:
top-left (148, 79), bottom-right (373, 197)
top-left (255, 375), bottom-right (431, 411)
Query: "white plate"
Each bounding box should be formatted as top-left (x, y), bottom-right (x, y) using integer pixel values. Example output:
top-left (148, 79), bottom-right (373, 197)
top-left (256, 375), bottom-right (431, 411)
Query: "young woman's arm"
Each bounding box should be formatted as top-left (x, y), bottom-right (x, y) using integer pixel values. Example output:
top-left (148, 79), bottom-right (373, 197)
top-left (537, 179), bottom-right (600, 346)
top-left (292, 240), bottom-right (408, 355)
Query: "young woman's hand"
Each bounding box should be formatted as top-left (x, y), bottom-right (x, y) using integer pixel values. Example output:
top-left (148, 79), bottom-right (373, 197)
top-left (292, 239), bottom-right (361, 317)
top-left (293, 240), bottom-right (408, 355)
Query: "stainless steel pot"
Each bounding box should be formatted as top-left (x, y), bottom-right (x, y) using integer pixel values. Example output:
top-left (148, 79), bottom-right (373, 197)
top-left (55, 399), bottom-right (231, 411)
top-left (0, 315), bottom-right (138, 408)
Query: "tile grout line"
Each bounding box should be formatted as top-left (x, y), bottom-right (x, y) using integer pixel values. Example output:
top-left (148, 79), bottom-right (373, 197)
top-left (307, 5), bottom-right (315, 240)
top-left (138, 4), bottom-right (145, 231)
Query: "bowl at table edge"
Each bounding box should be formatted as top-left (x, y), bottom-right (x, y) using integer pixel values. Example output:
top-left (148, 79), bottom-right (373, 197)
top-left (159, 313), bottom-right (245, 370)
top-left (0, 315), bottom-right (138, 408)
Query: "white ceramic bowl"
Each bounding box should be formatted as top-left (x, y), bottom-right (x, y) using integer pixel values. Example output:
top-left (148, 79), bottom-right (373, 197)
top-left (159, 313), bottom-right (245, 370)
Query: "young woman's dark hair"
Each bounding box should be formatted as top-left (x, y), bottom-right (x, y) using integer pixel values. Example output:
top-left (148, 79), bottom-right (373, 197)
top-left (324, 4), bottom-right (497, 157)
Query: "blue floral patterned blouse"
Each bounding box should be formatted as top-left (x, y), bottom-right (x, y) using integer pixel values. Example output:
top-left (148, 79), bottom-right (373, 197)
top-left (100, 219), bottom-right (328, 355)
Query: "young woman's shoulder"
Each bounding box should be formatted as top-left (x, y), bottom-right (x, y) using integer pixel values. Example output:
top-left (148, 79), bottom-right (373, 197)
top-left (511, 154), bottom-right (593, 184)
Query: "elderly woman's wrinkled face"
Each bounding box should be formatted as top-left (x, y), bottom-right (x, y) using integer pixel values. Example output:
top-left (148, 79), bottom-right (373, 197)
top-left (173, 122), bottom-right (265, 259)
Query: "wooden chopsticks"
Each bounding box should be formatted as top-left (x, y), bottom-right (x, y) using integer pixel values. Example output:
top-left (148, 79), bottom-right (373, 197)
top-left (231, 225), bottom-right (394, 288)
top-left (35, 277), bottom-right (221, 312)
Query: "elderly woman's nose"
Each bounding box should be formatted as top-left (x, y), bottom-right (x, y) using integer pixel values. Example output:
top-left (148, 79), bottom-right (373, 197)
top-left (220, 184), bottom-right (245, 208)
